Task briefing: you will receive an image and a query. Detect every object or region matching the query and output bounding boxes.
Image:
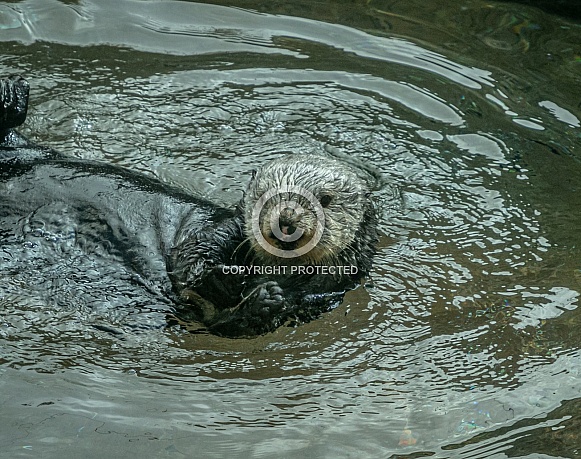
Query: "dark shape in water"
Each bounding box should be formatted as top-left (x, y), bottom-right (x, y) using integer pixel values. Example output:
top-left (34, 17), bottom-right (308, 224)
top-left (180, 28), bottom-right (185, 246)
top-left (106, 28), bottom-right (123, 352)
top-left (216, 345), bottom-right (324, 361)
top-left (0, 76), bottom-right (377, 337)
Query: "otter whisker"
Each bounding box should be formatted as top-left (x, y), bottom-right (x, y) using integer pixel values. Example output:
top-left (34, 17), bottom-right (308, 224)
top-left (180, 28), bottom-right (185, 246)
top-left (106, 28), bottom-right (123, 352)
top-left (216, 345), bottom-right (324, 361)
top-left (231, 236), bottom-right (251, 262)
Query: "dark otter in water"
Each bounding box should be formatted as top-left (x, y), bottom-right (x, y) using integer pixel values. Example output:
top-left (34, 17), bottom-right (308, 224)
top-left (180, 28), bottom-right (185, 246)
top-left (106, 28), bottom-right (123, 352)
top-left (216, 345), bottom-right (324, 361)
top-left (0, 76), bottom-right (377, 337)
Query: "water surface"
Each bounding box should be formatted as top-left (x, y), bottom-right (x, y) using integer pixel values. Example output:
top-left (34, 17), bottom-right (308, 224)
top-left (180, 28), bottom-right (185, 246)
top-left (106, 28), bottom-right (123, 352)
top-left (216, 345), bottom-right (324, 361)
top-left (1, 0), bottom-right (580, 457)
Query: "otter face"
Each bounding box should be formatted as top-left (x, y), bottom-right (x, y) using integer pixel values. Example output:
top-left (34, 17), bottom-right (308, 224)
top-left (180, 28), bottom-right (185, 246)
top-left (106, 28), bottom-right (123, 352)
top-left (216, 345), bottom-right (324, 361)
top-left (244, 155), bottom-right (371, 266)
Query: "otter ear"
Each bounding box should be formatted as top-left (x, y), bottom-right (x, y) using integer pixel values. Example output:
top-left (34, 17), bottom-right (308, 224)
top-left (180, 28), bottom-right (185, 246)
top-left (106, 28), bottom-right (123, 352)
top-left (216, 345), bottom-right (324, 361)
top-left (251, 169), bottom-right (257, 179)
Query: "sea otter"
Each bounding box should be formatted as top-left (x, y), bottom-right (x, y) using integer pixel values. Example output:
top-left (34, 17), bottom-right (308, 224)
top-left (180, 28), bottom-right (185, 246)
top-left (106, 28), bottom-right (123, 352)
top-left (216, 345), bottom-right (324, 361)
top-left (0, 76), bottom-right (377, 337)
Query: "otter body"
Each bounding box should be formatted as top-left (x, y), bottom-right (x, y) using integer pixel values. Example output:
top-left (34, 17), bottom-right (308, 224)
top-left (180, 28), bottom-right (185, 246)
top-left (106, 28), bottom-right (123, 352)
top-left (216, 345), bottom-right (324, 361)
top-left (0, 77), bottom-right (376, 336)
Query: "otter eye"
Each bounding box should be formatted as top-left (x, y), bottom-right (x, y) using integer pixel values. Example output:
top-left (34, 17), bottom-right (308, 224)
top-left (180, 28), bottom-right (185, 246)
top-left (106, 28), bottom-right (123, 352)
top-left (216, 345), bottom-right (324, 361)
top-left (319, 194), bottom-right (333, 208)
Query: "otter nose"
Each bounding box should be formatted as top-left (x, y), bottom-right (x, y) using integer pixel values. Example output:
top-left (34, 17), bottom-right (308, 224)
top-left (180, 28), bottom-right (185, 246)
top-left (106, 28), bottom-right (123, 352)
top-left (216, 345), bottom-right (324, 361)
top-left (278, 207), bottom-right (298, 235)
top-left (269, 205), bottom-right (304, 243)
top-left (280, 206), bottom-right (296, 220)
top-left (277, 208), bottom-right (296, 235)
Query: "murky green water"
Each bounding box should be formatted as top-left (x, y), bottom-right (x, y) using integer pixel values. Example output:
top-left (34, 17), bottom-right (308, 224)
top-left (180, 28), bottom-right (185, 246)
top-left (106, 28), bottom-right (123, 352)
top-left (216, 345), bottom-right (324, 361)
top-left (1, 0), bottom-right (580, 457)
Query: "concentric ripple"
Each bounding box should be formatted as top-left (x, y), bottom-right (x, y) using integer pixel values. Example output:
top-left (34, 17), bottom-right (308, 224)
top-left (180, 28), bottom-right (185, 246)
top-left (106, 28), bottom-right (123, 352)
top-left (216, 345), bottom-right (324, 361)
top-left (1, 0), bottom-right (580, 457)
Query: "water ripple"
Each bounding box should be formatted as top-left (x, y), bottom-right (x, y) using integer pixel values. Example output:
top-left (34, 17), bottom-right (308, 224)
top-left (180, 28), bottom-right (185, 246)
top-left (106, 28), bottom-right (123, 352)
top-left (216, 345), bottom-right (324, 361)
top-left (1, 0), bottom-right (580, 456)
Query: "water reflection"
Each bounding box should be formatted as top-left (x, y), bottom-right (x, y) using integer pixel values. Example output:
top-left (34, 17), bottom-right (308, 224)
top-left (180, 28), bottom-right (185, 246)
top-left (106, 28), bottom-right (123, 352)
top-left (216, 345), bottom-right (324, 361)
top-left (1, 0), bottom-right (580, 456)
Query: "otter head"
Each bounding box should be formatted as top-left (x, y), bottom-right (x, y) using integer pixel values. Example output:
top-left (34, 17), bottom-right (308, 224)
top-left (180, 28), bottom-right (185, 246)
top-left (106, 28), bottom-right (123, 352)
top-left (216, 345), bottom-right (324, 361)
top-left (243, 155), bottom-right (372, 266)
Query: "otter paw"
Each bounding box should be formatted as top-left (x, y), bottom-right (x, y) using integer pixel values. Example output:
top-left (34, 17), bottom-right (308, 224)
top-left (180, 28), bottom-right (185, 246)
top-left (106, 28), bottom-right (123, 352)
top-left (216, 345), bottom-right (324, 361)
top-left (247, 281), bottom-right (285, 316)
top-left (208, 281), bottom-right (287, 337)
top-left (1, 75), bottom-right (29, 130)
